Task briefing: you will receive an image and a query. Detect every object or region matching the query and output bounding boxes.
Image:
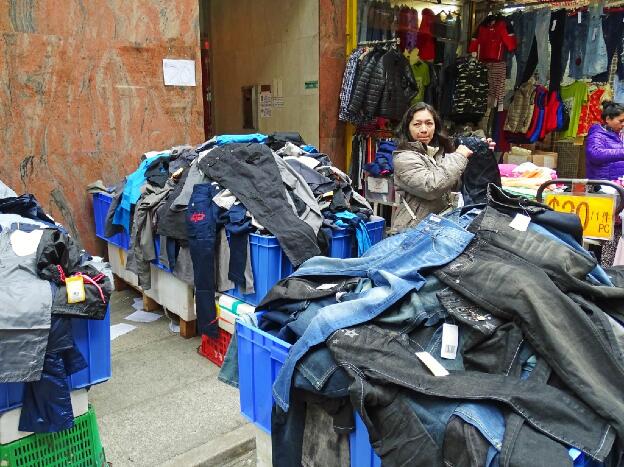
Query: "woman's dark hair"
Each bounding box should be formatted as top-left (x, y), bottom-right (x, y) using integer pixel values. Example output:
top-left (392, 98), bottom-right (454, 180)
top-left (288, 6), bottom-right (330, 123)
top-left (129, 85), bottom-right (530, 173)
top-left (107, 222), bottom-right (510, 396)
top-left (602, 100), bottom-right (624, 121)
top-left (396, 102), bottom-right (455, 153)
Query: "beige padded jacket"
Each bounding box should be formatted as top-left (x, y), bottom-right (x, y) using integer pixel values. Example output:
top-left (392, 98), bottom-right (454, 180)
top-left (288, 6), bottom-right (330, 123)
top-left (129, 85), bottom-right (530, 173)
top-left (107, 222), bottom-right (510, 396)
top-left (392, 142), bottom-right (468, 232)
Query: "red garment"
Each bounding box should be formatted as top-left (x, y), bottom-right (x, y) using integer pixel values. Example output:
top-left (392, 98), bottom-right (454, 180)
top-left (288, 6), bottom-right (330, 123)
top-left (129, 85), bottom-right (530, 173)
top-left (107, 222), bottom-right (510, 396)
top-left (577, 88), bottom-right (606, 136)
top-left (417, 9), bottom-right (436, 61)
top-left (525, 86), bottom-right (547, 139)
top-left (541, 91), bottom-right (560, 140)
top-left (468, 18), bottom-right (517, 63)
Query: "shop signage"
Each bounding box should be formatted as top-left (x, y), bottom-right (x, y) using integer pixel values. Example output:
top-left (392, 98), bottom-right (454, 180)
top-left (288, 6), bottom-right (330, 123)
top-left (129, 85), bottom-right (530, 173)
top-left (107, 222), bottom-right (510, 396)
top-left (304, 80), bottom-right (318, 89)
top-left (543, 193), bottom-right (617, 240)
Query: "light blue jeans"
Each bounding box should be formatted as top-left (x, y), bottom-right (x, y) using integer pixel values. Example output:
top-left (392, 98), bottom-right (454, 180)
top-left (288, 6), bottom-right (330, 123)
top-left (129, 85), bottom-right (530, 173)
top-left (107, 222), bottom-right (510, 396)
top-left (272, 214), bottom-right (474, 411)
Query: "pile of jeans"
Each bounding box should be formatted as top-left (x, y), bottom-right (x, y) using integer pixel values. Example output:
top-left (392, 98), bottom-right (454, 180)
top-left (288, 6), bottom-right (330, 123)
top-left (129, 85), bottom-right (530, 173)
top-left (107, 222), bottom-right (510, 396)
top-left (103, 133), bottom-right (374, 338)
top-left (0, 180), bottom-right (113, 434)
top-left (234, 183), bottom-right (624, 467)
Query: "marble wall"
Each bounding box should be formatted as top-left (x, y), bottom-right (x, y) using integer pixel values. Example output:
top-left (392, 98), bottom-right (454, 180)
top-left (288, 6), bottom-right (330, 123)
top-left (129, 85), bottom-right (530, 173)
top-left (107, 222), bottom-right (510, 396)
top-left (0, 1), bottom-right (205, 253)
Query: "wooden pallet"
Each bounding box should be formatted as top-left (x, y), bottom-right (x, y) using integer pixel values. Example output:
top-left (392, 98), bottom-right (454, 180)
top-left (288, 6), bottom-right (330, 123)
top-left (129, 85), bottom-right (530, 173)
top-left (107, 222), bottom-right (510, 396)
top-left (107, 243), bottom-right (197, 339)
top-left (112, 273), bottom-right (197, 338)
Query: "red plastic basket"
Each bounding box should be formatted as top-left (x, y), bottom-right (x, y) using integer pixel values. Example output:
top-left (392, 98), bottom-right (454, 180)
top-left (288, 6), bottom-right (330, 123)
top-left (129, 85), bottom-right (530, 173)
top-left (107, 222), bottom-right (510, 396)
top-left (199, 328), bottom-right (232, 367)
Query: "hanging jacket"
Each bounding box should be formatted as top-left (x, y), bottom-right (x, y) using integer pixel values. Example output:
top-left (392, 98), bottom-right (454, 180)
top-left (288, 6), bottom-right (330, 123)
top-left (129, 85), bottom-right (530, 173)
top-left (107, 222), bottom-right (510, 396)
top-left (450, 58), bottom-right (489, 123)
top-left (36, 229), bottom-right (113, 320)
top-left (585, 124), bottom-right (624, 180)
top-left (469, 16), bottom-right (517, 62)
top-left (392, 142), bottom-right (468, 231)
top-left (417, 8), bottom-right (437, 61)
top-left (375, 48), bottom-right (419, 120)
top-left (348, 48), bottom-right (385, 118)
top-left (504, 79), bottom-right (536, 133)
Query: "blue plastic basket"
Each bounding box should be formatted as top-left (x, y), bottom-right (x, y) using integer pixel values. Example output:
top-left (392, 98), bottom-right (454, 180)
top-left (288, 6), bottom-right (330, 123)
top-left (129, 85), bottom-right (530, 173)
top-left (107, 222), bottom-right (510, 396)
top-left (227, 218), bottom-right (385, 306)
top-left (236, 318), bottom-right (382, 467)
top-left (0, 305), bottom-right (112, 413)
top-left (92, 193), bottom-right (130, 250)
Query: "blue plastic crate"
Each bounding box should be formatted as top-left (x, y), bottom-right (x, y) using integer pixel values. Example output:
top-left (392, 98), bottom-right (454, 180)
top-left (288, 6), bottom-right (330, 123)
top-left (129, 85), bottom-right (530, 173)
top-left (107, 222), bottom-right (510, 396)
top-left (227, 218), bottom-right (385, 306)
top-left (227, 234), bottom-right (295, 306)
top-left (351, 414), bottom-right (382, 467)
top-left (0, 305), bottom-right (112, 413)
top-left (92, 193), bottom-right (130, 250)
top-left (236, 318), bottom-right (381, 466)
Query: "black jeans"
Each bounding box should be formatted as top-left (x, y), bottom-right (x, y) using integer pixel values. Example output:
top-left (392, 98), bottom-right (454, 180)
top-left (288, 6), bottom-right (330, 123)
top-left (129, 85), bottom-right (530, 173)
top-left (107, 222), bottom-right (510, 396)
top-left (327, 322), bottom-right (614, 465)
top-left (456, 136), bottom-right (501, 205)
top-left (435, 209), bottom-right (624, 443)
top-left (603, 11), bottom-right (624, 81)
top-left (548, 9), bottom-right (567, 91)
top-left (198, 143), bottom-right (320, 266)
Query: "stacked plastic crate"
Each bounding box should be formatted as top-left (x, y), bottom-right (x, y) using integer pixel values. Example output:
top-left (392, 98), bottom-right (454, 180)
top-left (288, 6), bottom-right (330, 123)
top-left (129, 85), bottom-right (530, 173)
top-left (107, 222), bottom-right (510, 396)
top-left (0, 308), bottom-right (112, 465)
top-left (92, 193), bottom-right (197, 337)
top-left (200, 217), bottom-right (386, 367)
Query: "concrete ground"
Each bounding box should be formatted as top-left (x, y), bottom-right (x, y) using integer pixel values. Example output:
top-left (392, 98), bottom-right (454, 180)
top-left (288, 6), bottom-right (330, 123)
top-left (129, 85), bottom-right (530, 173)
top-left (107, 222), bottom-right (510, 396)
top-left (90, 289), bottom-right (256, 466)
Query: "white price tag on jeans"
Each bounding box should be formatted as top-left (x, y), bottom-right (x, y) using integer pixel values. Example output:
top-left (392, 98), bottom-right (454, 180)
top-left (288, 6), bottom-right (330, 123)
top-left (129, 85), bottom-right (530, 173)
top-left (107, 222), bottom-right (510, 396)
top-left (551, 19), bottom-right (557, 31)
top-left (416, 352), bottom-right (449, 377)
top-left (578, 11), bottom-right (582, 23)
top-left (509, 213), bottom-right (531, 231)
top-left (441, 324), bottom-right (459, 360)
top-left (593, 27), bottom-right (597, 41)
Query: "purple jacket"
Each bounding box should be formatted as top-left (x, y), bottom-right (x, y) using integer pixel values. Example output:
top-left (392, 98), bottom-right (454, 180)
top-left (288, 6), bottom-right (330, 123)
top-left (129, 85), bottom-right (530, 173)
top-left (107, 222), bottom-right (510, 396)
top-left (585, 124), bottom-right (624, 180)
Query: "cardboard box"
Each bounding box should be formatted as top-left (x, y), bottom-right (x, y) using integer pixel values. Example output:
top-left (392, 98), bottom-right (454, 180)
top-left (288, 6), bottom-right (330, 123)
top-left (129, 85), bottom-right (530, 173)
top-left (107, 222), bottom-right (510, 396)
top-left (532, 151), bottom-right (558, 169)
top-left (504, 153), bottom-right (532, 165)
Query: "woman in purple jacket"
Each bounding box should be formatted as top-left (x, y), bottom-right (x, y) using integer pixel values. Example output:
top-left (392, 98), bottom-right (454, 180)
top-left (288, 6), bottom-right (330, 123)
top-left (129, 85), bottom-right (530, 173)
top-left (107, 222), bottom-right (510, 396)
top-left (586, 101), bottom-right (624, 266)
top-left (586, 101), bottom-right (624, 180)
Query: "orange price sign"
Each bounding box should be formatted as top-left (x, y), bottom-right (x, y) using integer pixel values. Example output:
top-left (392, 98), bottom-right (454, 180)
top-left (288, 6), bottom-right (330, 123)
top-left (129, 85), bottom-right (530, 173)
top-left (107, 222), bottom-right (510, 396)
top-left (543, 193), bottom-right (616, 240)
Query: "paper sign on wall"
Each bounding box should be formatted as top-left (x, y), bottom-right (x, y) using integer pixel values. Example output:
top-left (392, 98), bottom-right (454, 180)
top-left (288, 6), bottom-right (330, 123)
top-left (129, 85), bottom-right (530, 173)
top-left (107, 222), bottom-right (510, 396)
top-left (162, 59), bottom-right (196, 86)
top-left (260, 89), bottom-right (272, 118)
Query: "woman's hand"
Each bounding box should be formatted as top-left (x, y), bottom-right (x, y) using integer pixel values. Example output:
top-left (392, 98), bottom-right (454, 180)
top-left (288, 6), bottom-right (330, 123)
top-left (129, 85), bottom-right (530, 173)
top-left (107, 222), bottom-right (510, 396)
top-left (484, 138), bottom-right (496, 151)
top-left (456, 145), bottom-right (473, 158)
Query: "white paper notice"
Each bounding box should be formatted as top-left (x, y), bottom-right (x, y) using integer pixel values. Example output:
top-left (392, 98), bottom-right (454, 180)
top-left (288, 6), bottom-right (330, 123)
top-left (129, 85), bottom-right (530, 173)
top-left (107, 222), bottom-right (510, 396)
top-left (162, 59), bottom-right (196, 86)
top-left (367, 177), bottom-right (389, 194)
top-left (260, 91), bottom-right (272, 118)
top-left (110, 323), bottom-right (137, 341)
top-left (125, 310), bottom-right (162, 323)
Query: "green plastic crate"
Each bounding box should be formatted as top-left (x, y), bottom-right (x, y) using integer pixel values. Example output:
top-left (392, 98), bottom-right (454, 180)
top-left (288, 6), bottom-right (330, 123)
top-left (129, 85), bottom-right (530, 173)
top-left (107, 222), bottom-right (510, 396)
top-left (0, 407), bottom-right (105, 467)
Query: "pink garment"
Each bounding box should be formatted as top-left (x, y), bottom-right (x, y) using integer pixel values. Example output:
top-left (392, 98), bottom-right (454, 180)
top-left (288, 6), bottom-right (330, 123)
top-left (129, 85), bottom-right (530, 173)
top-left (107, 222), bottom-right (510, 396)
top-left (498, 164), bottom-right (518, 177)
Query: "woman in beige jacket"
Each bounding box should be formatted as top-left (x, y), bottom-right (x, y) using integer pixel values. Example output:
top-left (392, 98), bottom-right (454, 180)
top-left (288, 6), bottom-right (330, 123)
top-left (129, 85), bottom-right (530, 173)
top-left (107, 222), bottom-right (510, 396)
top-left (392, 103), bottom-right (473, 231)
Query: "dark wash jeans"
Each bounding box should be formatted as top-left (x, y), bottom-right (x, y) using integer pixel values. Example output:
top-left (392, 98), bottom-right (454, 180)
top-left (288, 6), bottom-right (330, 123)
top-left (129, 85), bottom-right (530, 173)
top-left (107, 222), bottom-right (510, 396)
top-left (435, 208), bottom-right (624, 445)
top-left (186, 183), bottom-right (222, 337)
top-left (198, 143), bottom-right (320, 266)
top-left (186, 184), bottom-right (253, 336)
top-left (327, 322), bottom-right (615, 465)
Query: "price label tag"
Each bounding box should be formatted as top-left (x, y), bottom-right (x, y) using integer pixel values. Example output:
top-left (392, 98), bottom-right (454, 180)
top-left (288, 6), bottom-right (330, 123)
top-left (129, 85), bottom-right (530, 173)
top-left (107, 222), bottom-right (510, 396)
top-left (544, 193), bottom-right (616, 240)
top-left (509, 213), bottom-right (531, 231)
top-left (416, 352), bottom-right (450, 377)
top-left (66, 276), bottom-right (86, 304)
top-left (441, 324), bottom-right (459, 360)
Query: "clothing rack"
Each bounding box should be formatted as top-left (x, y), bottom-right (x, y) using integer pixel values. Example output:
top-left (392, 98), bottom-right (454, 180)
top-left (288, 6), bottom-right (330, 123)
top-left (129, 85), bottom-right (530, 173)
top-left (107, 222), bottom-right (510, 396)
top-left (357, 38), bottom-right (401, 47)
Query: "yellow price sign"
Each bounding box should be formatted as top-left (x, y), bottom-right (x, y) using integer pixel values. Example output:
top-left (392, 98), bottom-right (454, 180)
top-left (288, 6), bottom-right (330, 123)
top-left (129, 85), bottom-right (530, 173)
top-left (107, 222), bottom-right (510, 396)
top-left (543, 193), bottom-right (616, 240)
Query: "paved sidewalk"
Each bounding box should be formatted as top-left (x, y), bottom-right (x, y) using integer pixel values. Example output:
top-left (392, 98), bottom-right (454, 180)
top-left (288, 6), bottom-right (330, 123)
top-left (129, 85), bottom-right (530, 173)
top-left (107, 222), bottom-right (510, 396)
top-left (90, 289), bottom-right (255, 466)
